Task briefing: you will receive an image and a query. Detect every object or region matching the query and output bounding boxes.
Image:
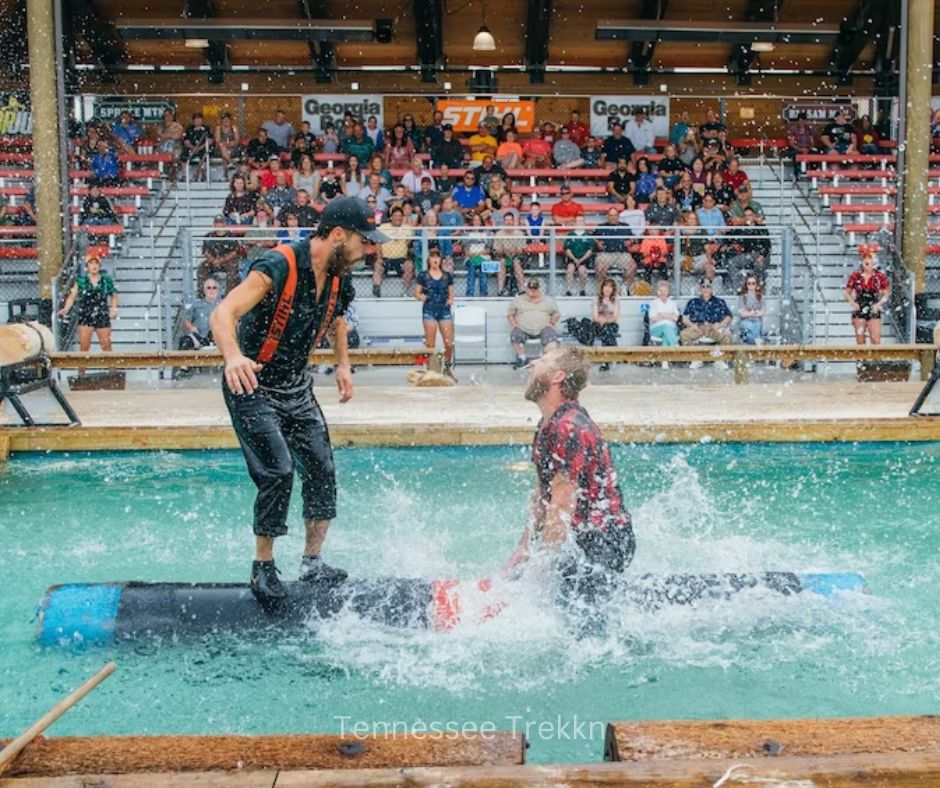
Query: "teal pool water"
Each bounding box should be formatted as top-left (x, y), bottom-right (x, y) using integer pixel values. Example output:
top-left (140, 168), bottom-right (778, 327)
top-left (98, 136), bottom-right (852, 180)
top-left (1, 443), bottom-right (939, 763)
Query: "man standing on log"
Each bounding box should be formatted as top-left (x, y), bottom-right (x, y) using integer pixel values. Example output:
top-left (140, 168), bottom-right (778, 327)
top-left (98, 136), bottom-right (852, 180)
top-left (211, 198), bottom-right (388, 608)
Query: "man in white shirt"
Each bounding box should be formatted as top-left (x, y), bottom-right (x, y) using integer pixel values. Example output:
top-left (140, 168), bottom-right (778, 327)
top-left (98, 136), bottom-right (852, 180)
top-left (401, 158), bottom-right (435, 197)
top-left (625, 109), bottom-right (656, 154)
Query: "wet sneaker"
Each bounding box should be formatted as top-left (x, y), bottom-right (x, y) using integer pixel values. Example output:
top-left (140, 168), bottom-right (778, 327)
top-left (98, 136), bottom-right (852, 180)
top-left (372, 285), bottom-right (381, 298)
top-left (299, 555), bottom-right (348, 585)
top-left (250, 560), bottom-right (287, 608)
top-left (511, 356), bottom-right (528, 370)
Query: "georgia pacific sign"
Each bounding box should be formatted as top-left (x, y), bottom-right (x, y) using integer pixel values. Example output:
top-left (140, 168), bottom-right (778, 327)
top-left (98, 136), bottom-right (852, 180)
top-left (435, 100), bottom-right (537, 133)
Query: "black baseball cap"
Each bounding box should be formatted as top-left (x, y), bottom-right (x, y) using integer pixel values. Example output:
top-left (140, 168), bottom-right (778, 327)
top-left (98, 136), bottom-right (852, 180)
top-left (319, 197), bottom-right (389, 243)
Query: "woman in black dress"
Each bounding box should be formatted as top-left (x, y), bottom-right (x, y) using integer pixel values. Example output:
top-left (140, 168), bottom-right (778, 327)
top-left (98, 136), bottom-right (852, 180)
top-left (58, 256), bottom-right (119, 357)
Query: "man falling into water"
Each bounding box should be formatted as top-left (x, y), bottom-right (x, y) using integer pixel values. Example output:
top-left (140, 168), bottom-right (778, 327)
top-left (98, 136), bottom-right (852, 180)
top-left (211, 198), bottom-right (388, 608)
top-left (502, 346), bottom-right (636, 623)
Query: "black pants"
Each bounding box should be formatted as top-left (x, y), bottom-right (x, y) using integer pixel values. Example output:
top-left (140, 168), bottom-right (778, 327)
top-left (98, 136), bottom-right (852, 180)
top-left (223, 376), bottom-right (337, 538)
top-left (593, 322), bottom-right (619, 347)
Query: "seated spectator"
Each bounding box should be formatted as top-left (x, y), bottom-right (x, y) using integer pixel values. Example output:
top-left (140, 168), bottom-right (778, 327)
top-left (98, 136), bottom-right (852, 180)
top-left (607, 156), bottom-right (636, 203)
top-left (214, 112), bottom-right (242, 174)
top-left (496, 129), bottom-right (523, 169)
top-left (507, 278), bottom-right (560, 368)
top-left (247, 127), bottom-right (280, 167)
top-left (386, 182), bottom-right (411, 215)
top-left (262, 170), bottom-right (296, 214)
top-left (198, 217), bottom-right (242, 294)
top-left (78, 181), bottom-right (118, 226)
top-left (319, 121), bottom-right (341, 154)
top-left (634, 157), bottom-right (660, 203)
top-left (787, 111), bottom-right (815, 172)
top-left (689, 157), bottom-right (709, 194)
top-left (724, 207), bottom-right (771, 288)
top-left (538, 121), bottom-right (557, 145)
top-left (479, 105), bottom-right (498, 137)
top-left (293, 155), bottom-right (321, 201)
top-left (177, 277), bottom-right (221, 372)
top-left (673, 172), bottom-right (702, 213)
top-left (452, 170), bottom-right (486, 218)
top-left (522, 134), bottom-right (553, 168)
top-left (723, 157), bottom-right (749, 191)
top-left (680, 278), bottom-right (733, 345)
top-left (525, 200), bottom-right (546, 236)
top-left (669, 110), bottom-right (691, 147)
top-left (342, 154), bottom-right (367, 199)
top-left (593, 278), bottom-right (621, 369)
top-left (366, 153), bottom-right (395, 192)
top-left (431, 124), bottom-right (465, 168)
top-left (319, 167), bottom-right (343, 203)
top-left (856, 115), bottom-right (881, 154)
top-left (702, 138), bottom-right (727, 171)
top-left (639, 228), bottom-right (669, 274)
top-left (232, 161), bottom-right (260, 191)
top-left (581, 137), bottom-right (604, 168)
top-left (385, 122), bottom-right (415, 170)
top-left (297, 119), bottom-right (317, 148)
top-left (289, 135), bottom-right (311, 169)
top-left (696, 192), bottom-right (726, 236)
top-left (682, 210), bottom-right (717, 282)
top-left (738, 275), bottom-right (765, 345)
top-left (658, 143), bottom-right (686, 187)
top-left (492, 213), bottom-right (528, 296)
top-left (90, 139), bottom-right (122, 186)
top-left (563, 214), bottom-right (595, 295)
top-left (706, 171), bottom-right (735, 213)
top-left (402, 157), bottom-right (435, 196)
top-left (553, 127), bottom-right (585, 168)
top-left (625, 108), bottom-right (656, 154)
top-left (361, 172), bottom-right (392, 215)
top-left (158, 108), bottom-right (184, 166)
top-left (415, 177), bottom-right (443, 215)
top-left (469, 121), bottom-right (498, 163)
top-left (474, 155), bottom-right (507, 192)
top-left (261, 109), bottom-right (295, 151)
top-left (286, 189), bottom-right (318, 227)
top-left (495, 112), bottom-right (518, 142)
top-left (436, 162), bottom-right (456, 195)
top-left (728, 185), bottom-right (765, 225)
top-left (373, 205), bottom-right (414, 297)
top-left (645, 186), bottom-right (682, 227)
top-left (563, 109), bottom-right (590, 147)
top-left (595, 206), bottom-right (637, 291)
top-left (181, 113), bottom-right (212, 177)
top-left (243, 206), bottom-right (276, 269)
top-left (223, 174), bottom-right (258, 224)
top-left (551, 185), bottom-right (585, 225)
top-left (648, 279), bottom-right (681, 350)
top-left (820, 109), bottom-right (857, 154)
top-left (424, 110), bottom-right (446, 150)
top-left (415, 249), bottom-right (455, 374)
top-left (365, 115), bottom-right (385, 152)
top-left (491, 190), bottom-right (518, 226)
top-left (698, 108), bottom-right (726, 142)
top-left (462, 212), bottom-right (492, 296)
top-left (78, 125), bottom-right (102, 168)
top-left (342, 121), bottom-right (375, 163)
top-left (618, 193), bottom-right (646, 237)
top-left (402, 114), bottom-right (424, 152)
top-left (678, 136), bottom-right (699, 167)
top-left (276, 211), bottom-right (311, 243)
top-left (111, 110), bottom-right (141, 154)
top-left (603, 122), bottom-right (636, 165)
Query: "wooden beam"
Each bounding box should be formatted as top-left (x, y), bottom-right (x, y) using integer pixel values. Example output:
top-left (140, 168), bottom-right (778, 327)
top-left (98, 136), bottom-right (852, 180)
top-left (828, 0), bottom-right (890, 83)
top-left (524, 0), bottom-right (552, 84)
top-left (72, 0), bottom-right (127, 74)
top-left (300, 0), bottom-right (335, 84)
top-left (413, 0), bottom-right (444, 83)
top-left (745, 0), bottom-right (780, 23)
top-left (185, 0), bottom-right (229, 83)
top-left (0, 733), bottom-right (524, 778)
top-left (628, 0), bottom-right (666, 86)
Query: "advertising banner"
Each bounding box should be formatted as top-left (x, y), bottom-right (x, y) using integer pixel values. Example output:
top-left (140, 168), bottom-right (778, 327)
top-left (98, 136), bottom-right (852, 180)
top-left (780, 101), bottom-right (855, 124)
top-left (302, 95), bottom-right (383, 134)
top-left (435, 99), bottom-right (537, 133)
top-left (93, 98), bottom-right (175, 124)
top-left (590, 96), bottom-right (669, 138)
top-left (0, 95), bottom-right (32, 135)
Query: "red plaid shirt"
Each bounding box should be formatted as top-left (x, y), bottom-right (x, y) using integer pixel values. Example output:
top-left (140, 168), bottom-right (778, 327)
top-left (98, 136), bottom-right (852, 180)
top-left (531, 400), bottom-right (632, 534)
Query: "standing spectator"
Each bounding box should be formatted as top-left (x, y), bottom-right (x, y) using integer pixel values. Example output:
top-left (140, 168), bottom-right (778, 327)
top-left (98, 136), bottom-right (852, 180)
top-left (648, 279), bottom-right (680, 350)
top-left (856, 115), bottom-right (881, 154)
top-left (177, 276), bottom-right (221, 372)
top-left (452, 170), bottom-right (486, 218)
top-left (563, 214), bottom-right (595, 296)
top-left (90, 139), bottom-right (122, 186)
top-left (261, 109), bottom-right (294, 151)
top-left (787, 111), bottom-right (815, 174)
top-left (497, 129), bottom-right (524, 169)
top-left (522, 133), bottom-right (553, 168)
top-left (198, 216), bottom-right (242, 294)
top-left (293, 155), bottom-right (321, 201)
top-left (738, 275), bottom-right (765, 345)
top-left (214, 112), bottom-right (242, 175)
top-left (492, 213), bottom-right (528, 296)
top-left (563, 109), bottom-right (590, 147)
top-left (680, 278), bottom-right (733, 345)
top-left (625, 108), bottom-right (656, 154)
top-left (553, 127), bottom-right (585, 169)
top-left (844, 251), bottom-right (890, 345)
top-left (373, 205), bottom-right (414, 297)
top-left (401, 157), bottom-right (435, 196)
top-left (77, 181), bottom-right (118, 227)
top-left (247, 127), bottom-right (280, 166)
top-left (223, 174), bottom-right (259, 224)
top-left (415, 249), bottom-right (455, 375)
top-left (58, 256), bottom-right (119, 362)
top-left (551, 185), bottom-right (585, 225)
top-left (384, 122), bottom-right (415, 170)
top-left (820, 109), bottom-right (857, 154)
top-left (607, 156), bottom-right (636, 203)
top-left (603, 122), bottom-right (636, 165)
top-left (669, 110), bottom-right (692, 147)
top-left (402, 115), bottom-right (424, 152)
top-left (645, 186), bottom-right (682, 227)
top-left (424, 109), bottom-right (446, 150)
top-left (342, 154), bottom-right (366, 199)
top-left (595, 207), bottom-right (636, 291)
top-left (365, 115), bottom-right (385, 152)
top-left (342, 121), bottom-right (375, 163)
top-left (111, 110), bottom-right (141, 154)
top-left (361, 172), bottom-right (392, 214)
top-left (431, 124), bottom-right (465, 168)
top-left (482, 105), bottom-right (500, 136)
top-left (618, 193), bottom-right (646, 237)
top-left (593, 278), bottom-right (621, 369)
top-left (581, 137), bottom-right (604, 168)
top-left (158, 108), bottom-right (184, 167)
top-left (468, 121), bottom-right (498, 163)
top-left (507, 279), bottom-right (560, 368)
top-left (182, 113), bottom-right (212, 178)
top-left (495, 112), bottom-right (518, 142)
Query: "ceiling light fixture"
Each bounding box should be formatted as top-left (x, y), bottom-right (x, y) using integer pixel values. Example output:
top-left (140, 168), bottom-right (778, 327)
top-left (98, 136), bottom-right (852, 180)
top-left (473, 1), bottom-right (496, 51)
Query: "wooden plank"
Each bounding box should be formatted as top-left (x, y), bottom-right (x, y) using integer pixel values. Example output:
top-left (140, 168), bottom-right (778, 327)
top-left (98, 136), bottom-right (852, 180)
top-left (1, 772), bottom-right (276, 787)
top-left (604, 715), bottom-right (940, 762)
top-left (0, 733), bottom-right (524, 778)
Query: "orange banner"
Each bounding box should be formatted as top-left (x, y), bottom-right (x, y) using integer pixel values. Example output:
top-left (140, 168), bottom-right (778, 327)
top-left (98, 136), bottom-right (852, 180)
top-left (435, 100), bottom-right (536, 133)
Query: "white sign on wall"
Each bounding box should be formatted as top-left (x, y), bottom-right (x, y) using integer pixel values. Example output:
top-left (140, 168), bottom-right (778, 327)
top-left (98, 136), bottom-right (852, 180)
top-left (302, 95), bottom-right (383, 134)
top-left (589, 96), bottom-right (670, 138)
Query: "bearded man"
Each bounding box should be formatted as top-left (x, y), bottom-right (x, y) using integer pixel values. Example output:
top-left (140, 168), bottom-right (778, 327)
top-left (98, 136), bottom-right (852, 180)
top-left (211, 198), bottom-right (388, 608)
